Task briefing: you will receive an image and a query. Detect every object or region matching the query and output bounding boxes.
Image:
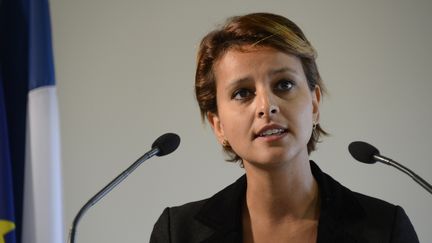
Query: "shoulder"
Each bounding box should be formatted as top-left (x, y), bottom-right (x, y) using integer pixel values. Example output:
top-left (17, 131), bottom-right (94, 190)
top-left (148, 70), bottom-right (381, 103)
top-left (150, 175), bottom-right (246, 243)
top-left (326, 169), bottom-right (409, 225)
top-left (166, 174), bottom-right (246, 224)
top-left (351, 190), bottom-right (396, 216)
top-left (163, 198), bottom-right (209, 225)
top-left (350, 189), bottom-right (418, 242)
top-left (150, 199), bottom-right (214, 243)
top-left (313, 161), bottom-right (419, 242)
top-left (312, 160), bottom-right (401, 218)
top-left (171, 198), bottom-right (208, 215)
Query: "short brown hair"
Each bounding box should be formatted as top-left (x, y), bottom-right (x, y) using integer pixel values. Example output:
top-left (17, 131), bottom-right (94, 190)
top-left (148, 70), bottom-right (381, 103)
top-left (195, 12), bottom-right (327, 163)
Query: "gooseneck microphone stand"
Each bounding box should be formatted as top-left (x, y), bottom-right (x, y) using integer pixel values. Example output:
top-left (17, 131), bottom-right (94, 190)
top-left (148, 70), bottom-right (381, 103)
top-left (349, 141), bottom-right (432, 195)
top-left (68, 148), bottom-right (159, 243)
top-left (68, 133), bottom-right (180, 243)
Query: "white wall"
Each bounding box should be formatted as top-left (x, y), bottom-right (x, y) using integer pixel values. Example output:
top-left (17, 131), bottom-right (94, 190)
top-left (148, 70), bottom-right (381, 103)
top-left (51, 0), bottom-right (432, 242)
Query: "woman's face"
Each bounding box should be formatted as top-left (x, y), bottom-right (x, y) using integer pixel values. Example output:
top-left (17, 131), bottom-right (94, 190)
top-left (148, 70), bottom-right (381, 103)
top-left (208, 46), bottom-right (320, 168)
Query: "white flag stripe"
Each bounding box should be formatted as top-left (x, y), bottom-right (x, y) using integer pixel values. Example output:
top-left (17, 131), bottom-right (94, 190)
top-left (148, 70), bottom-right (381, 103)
top-left (22, 86), bottom-right (64, 243)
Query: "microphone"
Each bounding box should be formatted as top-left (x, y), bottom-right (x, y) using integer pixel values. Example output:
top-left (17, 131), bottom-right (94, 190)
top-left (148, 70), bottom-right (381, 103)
top-left (68, 133), bottom-right (181, 243)
top-left (348, 141), bottom-right (432, 194)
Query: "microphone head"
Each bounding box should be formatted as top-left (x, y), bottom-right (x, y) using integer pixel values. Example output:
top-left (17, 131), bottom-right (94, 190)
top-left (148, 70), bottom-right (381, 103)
top-left (152, 133), bottom-right (181, 156)
top-left (348, 141), bottom-right (379, 164)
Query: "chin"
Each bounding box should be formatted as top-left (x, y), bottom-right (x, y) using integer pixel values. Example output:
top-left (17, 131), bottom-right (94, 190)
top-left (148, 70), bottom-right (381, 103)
top-left (243, 152), bottom-right (292, 169)
top-left (245, 146), bottom-right (308, 168)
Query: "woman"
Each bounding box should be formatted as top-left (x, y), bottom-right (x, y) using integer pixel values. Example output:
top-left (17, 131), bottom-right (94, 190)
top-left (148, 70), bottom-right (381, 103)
top-left (150, 13), bottom-right (418, 243)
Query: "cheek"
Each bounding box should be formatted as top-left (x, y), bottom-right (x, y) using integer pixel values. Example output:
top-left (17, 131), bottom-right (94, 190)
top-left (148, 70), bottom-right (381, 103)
top-left (218, 106), bottom-right (252, 139)
top-left (284, 100), bottom-right (314, 131)
top-left (298, 103), bottom-right (315, 138)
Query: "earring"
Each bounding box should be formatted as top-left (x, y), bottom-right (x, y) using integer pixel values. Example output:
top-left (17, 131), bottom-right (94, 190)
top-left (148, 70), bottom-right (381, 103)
top-left (312, 121), bottom-right (319, 135)
top-left (222, 139), bottom-right (230, 148)
top-left (312, 122), bottom-right (317, 131)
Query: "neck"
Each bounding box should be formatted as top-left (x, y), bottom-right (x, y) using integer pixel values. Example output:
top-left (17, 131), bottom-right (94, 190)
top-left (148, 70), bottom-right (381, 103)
top-left (243, 158), bottom-right (319, 221)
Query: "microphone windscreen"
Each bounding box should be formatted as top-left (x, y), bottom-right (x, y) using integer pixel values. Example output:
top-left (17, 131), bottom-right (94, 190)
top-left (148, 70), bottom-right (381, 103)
top-left (348, 141), bottom-right (379, 164)
top-left (152, 133), bottom-right (181, 156)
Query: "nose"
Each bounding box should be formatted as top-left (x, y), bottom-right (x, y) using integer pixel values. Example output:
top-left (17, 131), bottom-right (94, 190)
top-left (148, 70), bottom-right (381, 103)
top-left (256, 90), bottom-right (279, 119)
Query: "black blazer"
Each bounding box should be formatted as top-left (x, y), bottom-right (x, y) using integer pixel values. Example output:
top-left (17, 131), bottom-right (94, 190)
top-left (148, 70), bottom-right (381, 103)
top-left (150, 161), bottom-right (419, 243)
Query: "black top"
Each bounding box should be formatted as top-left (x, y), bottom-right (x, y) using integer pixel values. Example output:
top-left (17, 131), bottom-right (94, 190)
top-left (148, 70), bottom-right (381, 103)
top-left (150, 161), bottom-right (419, 243)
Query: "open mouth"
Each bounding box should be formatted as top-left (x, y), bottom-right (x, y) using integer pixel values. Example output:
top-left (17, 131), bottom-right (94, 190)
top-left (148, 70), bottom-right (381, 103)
top-left (256, 128), bottom-right (288, 138)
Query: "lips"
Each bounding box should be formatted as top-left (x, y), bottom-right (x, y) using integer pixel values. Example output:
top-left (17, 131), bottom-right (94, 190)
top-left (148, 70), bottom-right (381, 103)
top-left (258, 128), bottom-right (287, 137)
top-left (254, 124), bottom-right (288, 139)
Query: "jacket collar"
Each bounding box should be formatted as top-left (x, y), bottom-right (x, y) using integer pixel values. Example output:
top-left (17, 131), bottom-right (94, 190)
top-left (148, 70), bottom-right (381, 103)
top-left (194, 175), bottom-right (246, 242)
top-left (194, 161), bottom-right (366, 243)
top-left (311, 161), bottom-right (366, 243)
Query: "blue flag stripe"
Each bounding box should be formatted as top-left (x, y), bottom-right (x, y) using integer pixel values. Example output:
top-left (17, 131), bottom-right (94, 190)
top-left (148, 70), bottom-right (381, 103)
top-left (28, 0), bottom-right (55, 90)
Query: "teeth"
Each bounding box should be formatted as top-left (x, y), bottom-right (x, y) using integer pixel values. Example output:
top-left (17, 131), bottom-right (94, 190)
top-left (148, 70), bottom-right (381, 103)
top-left (260, 128), bottom-right (285, 137)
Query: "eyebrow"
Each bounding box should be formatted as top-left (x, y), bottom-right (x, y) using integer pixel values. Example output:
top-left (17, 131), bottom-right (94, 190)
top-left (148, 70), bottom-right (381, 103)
top-left (225, 77), bottom-right (252, 92)
top-left (269, 67), bottom-right (298, 76)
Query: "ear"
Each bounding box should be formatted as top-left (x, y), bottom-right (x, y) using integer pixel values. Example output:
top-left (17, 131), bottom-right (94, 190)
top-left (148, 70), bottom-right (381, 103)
top-left (207, 112), bottom-right (225, 144)
top-left (312, 85), bottom-right (321, 123)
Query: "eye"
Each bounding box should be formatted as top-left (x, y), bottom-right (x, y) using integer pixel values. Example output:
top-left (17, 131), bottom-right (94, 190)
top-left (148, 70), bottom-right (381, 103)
top-left (232, 88), bottom-right (254, 100)
top-left (275, 79), bottom-right (294, 91)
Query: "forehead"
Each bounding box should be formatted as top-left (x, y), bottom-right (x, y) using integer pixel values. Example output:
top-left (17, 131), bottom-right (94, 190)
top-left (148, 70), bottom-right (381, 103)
top-left (213, 46), bottom-right (304, 81)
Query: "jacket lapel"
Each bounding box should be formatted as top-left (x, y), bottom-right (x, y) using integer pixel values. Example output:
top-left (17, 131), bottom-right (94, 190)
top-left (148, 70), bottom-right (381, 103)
top-left (311, 161), bottom-right (366, 243)
top-left (194, 175), bottom-right (246, 243)
top-left (193, 162), bottom-right (369, 243)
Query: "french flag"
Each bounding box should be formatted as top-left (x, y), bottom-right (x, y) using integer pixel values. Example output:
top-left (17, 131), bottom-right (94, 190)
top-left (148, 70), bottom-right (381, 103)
top-left (0, 0), bottom-right (64, 243)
